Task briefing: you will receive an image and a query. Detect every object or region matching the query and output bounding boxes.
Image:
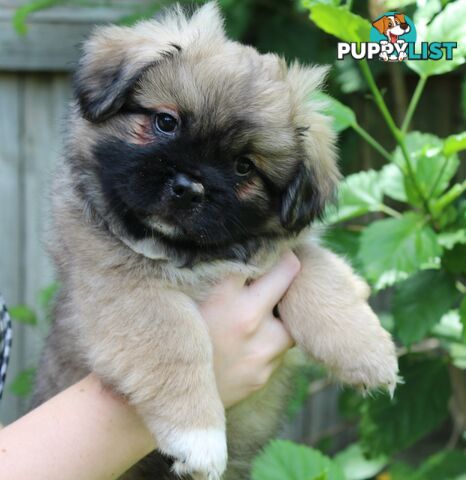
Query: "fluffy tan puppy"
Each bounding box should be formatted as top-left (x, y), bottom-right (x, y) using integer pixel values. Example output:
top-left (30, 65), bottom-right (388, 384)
top-left (32, 3), bottom-right (398, 479)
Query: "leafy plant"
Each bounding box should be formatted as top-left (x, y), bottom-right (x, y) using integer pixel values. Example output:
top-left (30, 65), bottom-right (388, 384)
top-left (8, 283), bottom-right (59, 398)
top-left (9, 368), bottom-right (37, 397)
top-left (252, 440), bottom-right (345, 480)
top-left (255, 0), bottom-right (466, 477)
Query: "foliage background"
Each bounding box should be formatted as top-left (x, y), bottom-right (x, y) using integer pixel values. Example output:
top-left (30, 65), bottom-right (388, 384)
top-left (5, 0), bottom-right (466, 478)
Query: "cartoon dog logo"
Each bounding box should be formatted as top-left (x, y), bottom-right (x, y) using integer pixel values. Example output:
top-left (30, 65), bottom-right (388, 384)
top-left (372, 13), bottom-right (411, 61)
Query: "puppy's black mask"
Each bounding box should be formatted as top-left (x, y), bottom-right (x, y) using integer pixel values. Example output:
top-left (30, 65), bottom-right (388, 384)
top-left (90, 109), bottom-right (323, 263)
top-left (94, 126), bottom-right (272, 243)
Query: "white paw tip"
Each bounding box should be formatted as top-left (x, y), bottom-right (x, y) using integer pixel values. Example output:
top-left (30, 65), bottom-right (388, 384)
top-left (163, 428), bottom-right (227, 479)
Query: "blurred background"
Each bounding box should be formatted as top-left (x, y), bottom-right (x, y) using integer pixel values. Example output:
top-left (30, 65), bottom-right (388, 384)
top-left (0, 1), bottom-right (465, 478)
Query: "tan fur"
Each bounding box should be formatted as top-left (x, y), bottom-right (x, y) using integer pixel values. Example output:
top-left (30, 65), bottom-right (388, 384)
top-left (34, 4), bottom-right (398, 480)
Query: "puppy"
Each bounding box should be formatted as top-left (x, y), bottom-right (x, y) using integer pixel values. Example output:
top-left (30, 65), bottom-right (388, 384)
top-left (372, 13), bottom-right (411, 61)
top-left (32, 3), bottom-right (398, 479)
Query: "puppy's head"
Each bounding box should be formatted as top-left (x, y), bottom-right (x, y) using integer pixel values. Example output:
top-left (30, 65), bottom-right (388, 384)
top-left (70, 2), bottom-right (339, 259)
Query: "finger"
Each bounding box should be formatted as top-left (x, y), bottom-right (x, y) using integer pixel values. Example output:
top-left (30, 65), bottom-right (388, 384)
top-left (247, 250), bottom-right (300, 312)
top-left (253, 316), bottom-right (295, 360)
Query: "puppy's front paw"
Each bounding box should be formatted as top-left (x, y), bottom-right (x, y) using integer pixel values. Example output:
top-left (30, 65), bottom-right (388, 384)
top-left (161, 428), bottom-right (227, 480)
top-left (331, 323), bottom-right (400, 396)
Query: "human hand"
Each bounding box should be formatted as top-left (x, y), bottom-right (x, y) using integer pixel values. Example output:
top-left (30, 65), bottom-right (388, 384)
top-left (200, 251), bottom-right (301, 408)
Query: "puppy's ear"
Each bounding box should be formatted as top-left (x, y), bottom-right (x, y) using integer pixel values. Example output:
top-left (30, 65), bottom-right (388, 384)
top-left (74, 28), bottom-right (177, 123)
top-left (394, 13), bottom-right (406, 23)
top-left (372, 16), bottom-right (388, 34)
top-left (74, 2), bottom-right (225, 122)
top-left (282, 63), bottom-right (340, 232)
top-left (280, 163), bottom-right (325, 232)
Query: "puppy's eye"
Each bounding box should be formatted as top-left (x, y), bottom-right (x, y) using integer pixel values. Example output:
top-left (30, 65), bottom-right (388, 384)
top-left (235, 157), bottom-right (254, 177)
top-left (154, 113), bottom-right (178, 134)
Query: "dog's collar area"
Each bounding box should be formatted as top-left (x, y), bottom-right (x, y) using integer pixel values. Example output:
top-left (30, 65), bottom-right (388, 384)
top-left (120, 236), bottom-right (170, 261)
top-left (116, 225), bottom-right (270, 268)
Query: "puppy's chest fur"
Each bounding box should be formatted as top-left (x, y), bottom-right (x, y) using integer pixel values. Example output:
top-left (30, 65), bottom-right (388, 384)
top-left (151, 242), bottom-right (296, 302)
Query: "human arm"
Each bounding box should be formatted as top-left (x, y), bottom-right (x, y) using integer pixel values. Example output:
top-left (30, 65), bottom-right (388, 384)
top-left (0, 373), bottom-right (154, 480)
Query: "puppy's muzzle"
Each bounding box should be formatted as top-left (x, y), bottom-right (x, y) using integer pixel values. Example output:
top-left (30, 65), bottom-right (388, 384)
top-left (171, 173), bottom-right (205, 209)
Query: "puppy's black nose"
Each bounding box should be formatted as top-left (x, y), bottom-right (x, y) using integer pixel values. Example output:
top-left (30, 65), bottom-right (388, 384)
top-left (171, 173), bottom-right (204, 207)
top-left (400, 22), bottom-right (409, 30)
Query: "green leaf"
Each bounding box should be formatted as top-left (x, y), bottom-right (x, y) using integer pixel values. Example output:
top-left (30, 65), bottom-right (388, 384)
top-left (438, 205), bottom-right (458, 229)
top-left (334, 57), bottom-right (364, 94)
top-left (393, 132), bottom-right (460, 204)
top-left (406, 0), bottom-right (466, 77)
top-left (252, 440), bottom-right (344, 480)
top-left (311, 474), bottom-right (327, 480)
top-left (360, 356), bottom-right (451, 457)
top-left (393, 132), bottom-right (441, 160)
top-left (301, 0), bottom-right (340, 7)
top-left (459, 201), bottom-right (466, 228)
top-left (325, 170), bottom-right (385, 224)
top-left (413, 0), bottom-right (442, 27)
top-left (9, 368), bottom-right (36, 397)
top-left (462, 76), bottom-right (466, 123)
top-left (379, 311), bottom-right (395, 333)
top-left (442, 243), bottom-right (466, 274)
top-left (460, 296), bottom-right (466, 342)
top-left (411, 450), bottom-right (466, 480)
top-left (432, 181), bottom-right (466, 216)
top-left (449, 342), bottom-right (466, 369)
top-left (358, 212), bottom-right (442, 289)
top-left (334, 443), bottom-right (387, 480)
top-left (38, 282), bottom-right (59, 311)
top-left (9, 305), bottom-right (37, 325)
top-left (304, 3), bottom-right (371, 43)
top-left (314, 92), bottom-right (356, 133)
top-left (321, 228), bottom-right (362, 271)
top-left (379, 163), bottom-right (407, 203)
top-left (444, 132), bottom-right (466, 155)
top-left (388, 462), bottom-right (417, 480)
top-left (393, 270), bottom-right (460, 345)
top-left (432, 310), bottom-right (463, 341)
top-left (385, 0), bottom-right (416, 8)
top-left (437, 229), bottom-right (466, 249)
